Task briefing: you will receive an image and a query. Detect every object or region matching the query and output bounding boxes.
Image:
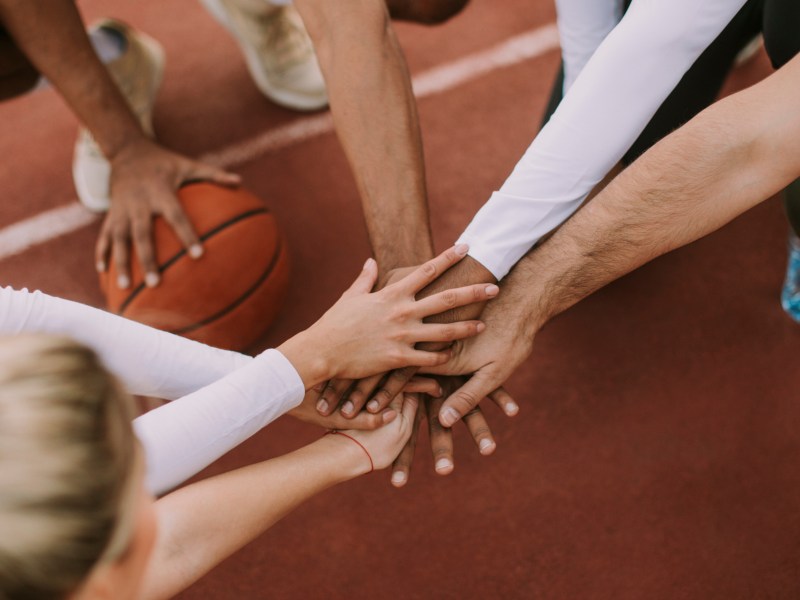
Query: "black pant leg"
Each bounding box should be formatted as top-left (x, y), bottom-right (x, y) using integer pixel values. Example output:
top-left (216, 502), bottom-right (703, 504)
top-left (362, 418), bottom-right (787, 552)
top-left (622, 0), bottom-right (763, 164)
top-left (762, 0), bottom-right (800, 237)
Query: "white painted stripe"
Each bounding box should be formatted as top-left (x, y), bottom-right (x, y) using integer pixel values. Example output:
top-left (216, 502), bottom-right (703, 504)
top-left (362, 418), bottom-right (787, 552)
top-left (0, 203), bottom-right (98, 260)
top-left (0, 23), bottom-right (559, 262)
top-left (204, 24), bottom-right (559, 168)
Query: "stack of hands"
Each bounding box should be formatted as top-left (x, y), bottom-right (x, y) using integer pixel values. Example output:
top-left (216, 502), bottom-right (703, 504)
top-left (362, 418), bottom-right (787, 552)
top-left (278, 244), bottom-right (531, 486)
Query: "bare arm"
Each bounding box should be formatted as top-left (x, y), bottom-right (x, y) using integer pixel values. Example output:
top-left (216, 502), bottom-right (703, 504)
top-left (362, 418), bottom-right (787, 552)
top-left (0, 0), bottom-right (238, 287)
top-left (295, 0), bottom-right (434, 273)
top-left (0, 0), bottom-right (141, 157)
top-left (426, 54), bottom-right (800, 424)
top-left (138, 396), bottom-right (419, 600)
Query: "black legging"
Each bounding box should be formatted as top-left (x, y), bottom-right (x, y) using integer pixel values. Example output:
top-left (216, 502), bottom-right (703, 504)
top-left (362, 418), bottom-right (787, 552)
top-left (541, 0), bottom-right (800, 235)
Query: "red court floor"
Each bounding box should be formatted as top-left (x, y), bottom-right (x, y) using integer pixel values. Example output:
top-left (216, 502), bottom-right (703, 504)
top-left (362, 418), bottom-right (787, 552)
top-left (0, 1), bottom-right (797, 598)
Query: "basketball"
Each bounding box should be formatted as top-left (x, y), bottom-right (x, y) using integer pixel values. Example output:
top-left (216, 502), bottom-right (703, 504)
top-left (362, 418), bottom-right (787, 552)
top-left (100, 182), bottom-right (290, 351)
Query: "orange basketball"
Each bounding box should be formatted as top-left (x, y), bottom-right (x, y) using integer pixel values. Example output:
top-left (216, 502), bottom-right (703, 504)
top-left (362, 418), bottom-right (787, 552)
top-left (101, 182), bottom-right (290, 351)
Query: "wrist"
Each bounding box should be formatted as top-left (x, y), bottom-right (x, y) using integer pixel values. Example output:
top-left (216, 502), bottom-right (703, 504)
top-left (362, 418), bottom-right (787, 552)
top-left (317, 434), bottom-right (372, 479)
top-left (277, 330), bottom-right (333, 389)
top-left (104, 129), bottom-right (151, 162)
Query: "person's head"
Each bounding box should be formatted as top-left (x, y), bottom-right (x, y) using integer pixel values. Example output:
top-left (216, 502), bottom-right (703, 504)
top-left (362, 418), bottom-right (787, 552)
top-left (0, 335), bottom-right (157, 600)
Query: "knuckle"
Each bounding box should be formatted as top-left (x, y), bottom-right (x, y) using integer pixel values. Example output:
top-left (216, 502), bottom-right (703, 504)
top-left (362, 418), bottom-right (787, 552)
top-left (442, 291), bottom-right (458, 308)
top-left (453, 390), bottom-right (479, 411)
top-left (422, 261), bottom-right (437, 277)
top-left (472, 426), bottom-right (491, 438)
top-left (432, 446), bottom-right (451, 458)
top-left (375, 389), bottom-right (393, 404)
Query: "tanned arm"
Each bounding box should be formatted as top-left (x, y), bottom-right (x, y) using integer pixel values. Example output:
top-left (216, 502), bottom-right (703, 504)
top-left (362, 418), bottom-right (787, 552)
top-left (425, 53), bottom-right (800, 426)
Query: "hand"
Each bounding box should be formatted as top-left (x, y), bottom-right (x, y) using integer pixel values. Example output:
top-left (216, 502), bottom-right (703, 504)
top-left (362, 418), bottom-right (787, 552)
top-left (389, 376), bottom-right (517, 487)
top-left (288, 388), bottom-right (399, 431)
top-left (288, 245), bottom-right (499, 386)
top-left (96, 137), bottom-right (242, 289)
top-left (317, 256), bottom-right (497, 417)
top-left (421, 292), bottom-right (532, 427)
top-left (341, 393), bottom-right (421, 472)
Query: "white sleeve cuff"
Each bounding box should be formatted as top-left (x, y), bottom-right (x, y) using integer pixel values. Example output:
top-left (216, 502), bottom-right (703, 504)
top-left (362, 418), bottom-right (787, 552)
top-left (458, 189), bottom-right (586, 280)
top-left (134, 348), bottom-right (305, 496)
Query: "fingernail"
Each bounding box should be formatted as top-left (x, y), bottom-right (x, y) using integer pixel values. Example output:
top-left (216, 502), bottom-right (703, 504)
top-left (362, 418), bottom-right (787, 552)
top-left (506, 402), bottom-right (519, 416)
top-left (440, 407), bottom-right (460, 427)
top-left (382, 409), bottom-right (397, 423)
top-left (455, 243), bottom-right (469, 256)
top-left (367, 400), bottom-right (379, 413)
top-left (145, 273), bottom-right (160, 288)
top-left (435, 458), bottom-right (453, 473)
top-left (341, 401), bottom-right (354, 415)
top-left (189, 244), bottom-right (203, 259)
top-left (117, 275), bottom-right (130, 289)
top-left (363, 257), bottom-right (376, 270)
top-left (485, 284), bottom-right (499, 296)
top-left (391, 471), bottom-right (406, 485)
top-left (479, 438), bottom-right (495, 453)
top-left (434, 386), bottom-right (443, 397)
top-left (476, 322), bottom-right (486, 332)
top-left (316, 399), bottom-right (329, 414)
top-left (96, 261), bottom-right (105, 272)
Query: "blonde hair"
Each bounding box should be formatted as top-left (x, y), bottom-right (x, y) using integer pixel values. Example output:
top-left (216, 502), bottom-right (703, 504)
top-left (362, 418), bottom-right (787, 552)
top-left (0, 335), bottom-right (138, 599)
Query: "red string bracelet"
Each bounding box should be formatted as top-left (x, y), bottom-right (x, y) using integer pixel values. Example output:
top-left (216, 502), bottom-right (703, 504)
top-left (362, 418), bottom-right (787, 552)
top-left (326, 430), bottom-right (374, 473)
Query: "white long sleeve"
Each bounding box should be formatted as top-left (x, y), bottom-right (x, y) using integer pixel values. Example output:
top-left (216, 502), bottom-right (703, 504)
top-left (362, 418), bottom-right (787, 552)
top-left (0, 286), bottom-right (252, 399)
top-left (134, 349), bottom-right (304, 495)
top-left (0, 286), bottom-right (304, 495)
top-left (556, 0), bottom-right (623, 93)
top-left (458, 0), bottom-right (748, 280)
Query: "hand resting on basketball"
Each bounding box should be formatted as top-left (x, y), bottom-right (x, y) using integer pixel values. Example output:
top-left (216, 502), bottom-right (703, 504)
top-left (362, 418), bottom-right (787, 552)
top-left (96, 138), bottom-right (241, 290)
top-left (277, 244), bottom-right (499, 389)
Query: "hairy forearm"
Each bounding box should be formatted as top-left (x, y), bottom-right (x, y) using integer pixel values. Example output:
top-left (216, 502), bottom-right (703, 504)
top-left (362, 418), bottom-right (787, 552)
top-left (512, 58), bottom-right (800, 330)
top-left (0, 0), bottom-right (143, 157)
top-left (297, 0), bottom-right (434, 272)
top-left (140, 436), bottom-right (363, 599)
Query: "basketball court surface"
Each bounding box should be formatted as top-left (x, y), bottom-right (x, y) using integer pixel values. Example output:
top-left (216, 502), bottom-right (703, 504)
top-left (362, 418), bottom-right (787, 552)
top-left (0, 1), bottom-right (797, 598)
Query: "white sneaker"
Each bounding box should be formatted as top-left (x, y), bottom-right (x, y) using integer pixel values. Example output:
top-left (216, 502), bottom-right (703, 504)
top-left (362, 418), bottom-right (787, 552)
top-left (200, 0), bottom-right (328, 111)
top-left (72, 19), bottom-right (165, 213)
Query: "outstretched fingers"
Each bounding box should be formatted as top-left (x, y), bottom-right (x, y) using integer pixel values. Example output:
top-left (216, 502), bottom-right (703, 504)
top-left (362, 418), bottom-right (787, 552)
top-left (366, 366), bottom-right (418, 413)
top-left (438, 371), bottom-right (499, 428)
top-left (412, 283), bottom-right (499, 319)
top-left (340, 373), bottom-right (384, 418)
top-left (412, 320), bottom-right (485, 344)
top-left (394, 244), bottom-right (469, 295)
top-left (427, 396), bottom-right (454, 475)
top-left (341, 257), bottom-right (378, 298)
top-left (316, 378), bottom-right (353, 416)
top-left (390, 401), bottom-right (424, 487)
top-left (462, 406), bottom-right (496, 455)
top-left (489, 387), bottom-right (520, 418)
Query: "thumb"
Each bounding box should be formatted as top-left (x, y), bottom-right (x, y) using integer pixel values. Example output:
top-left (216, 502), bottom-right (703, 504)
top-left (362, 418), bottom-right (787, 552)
top-left (438, 370), bottom-right (497, 427)
top-left (343, 257), bottom-right (378, 297)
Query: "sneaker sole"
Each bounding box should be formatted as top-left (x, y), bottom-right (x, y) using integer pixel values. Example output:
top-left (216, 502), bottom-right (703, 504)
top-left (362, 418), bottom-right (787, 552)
top-left (200, 0), bottom-right (328, 111)
top-left (73, 29), bottom-right (166, 213)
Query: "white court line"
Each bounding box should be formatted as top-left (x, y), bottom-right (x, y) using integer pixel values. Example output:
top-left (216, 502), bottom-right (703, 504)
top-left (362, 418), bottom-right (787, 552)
top-left (0, 23), bottom-right (559, 262)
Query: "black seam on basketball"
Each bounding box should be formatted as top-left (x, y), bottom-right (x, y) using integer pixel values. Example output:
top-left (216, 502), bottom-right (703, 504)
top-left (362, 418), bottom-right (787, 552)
top-left (169, 236), bottom-right (285, 336)
top-left (118, 208), bottom-right (270, 314)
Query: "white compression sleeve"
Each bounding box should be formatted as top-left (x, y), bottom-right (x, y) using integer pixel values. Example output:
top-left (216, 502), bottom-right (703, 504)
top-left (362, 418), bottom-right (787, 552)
top-left (0, 286), bottom-right (306, 495)
top-left (0, 286), bottom-right (252, 398)
top-left (134, 349), bottom-right (304, 496)
top-left (556, 0), bottom-right (623, 93)
top-left (458, 0), bottom-right (748, 280)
